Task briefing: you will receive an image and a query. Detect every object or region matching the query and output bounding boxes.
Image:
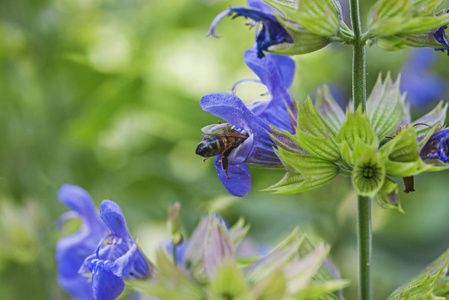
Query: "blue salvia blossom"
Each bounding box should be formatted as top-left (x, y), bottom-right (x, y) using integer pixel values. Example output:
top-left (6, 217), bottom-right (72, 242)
top-left (207, 0), bottom-right (293, 58)
top-left (56, 185), bottom-right (152, 300)
top-left (200, 47), bottom-right (296, 197)
top-left (400, 49), bottom-right (447, 108)
top-left (56, 184), bottom-right (107, 300)
top-left (79, 200), bottom-right (152, 300)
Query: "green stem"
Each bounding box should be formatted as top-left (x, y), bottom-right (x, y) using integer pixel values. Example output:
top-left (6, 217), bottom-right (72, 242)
top-left (357, 195), bottom-right (372, 300)
top-left (349, 0), bottom-right (371, 299)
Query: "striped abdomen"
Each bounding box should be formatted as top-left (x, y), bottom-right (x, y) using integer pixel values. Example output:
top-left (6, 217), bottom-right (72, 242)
top-left (195, 136), bottom-right (244, 158)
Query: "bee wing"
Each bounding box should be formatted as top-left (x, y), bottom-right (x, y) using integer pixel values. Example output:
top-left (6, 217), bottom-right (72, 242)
top-left (201, 123), bottom-right (228, 135)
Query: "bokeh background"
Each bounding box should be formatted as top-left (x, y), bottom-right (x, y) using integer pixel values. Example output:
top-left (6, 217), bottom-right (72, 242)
top-left (2, 0), bottom-right (449, 299)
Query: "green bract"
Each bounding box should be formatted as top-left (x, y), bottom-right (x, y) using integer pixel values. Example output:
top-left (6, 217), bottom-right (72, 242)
top-left (135, 215), bottom-right (348, 300)
top-left (262, 0), bottom-right (354, 55)
top-left (368, 0), bottom-right (449, 50)
top-left (269, 75), bottom-right (449, 211)
top-left (388, 248), bottom-right (449, 299)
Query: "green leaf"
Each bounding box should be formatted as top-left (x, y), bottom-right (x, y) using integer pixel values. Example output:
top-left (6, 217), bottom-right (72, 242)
top-left (337, 108), bottom-right (379, 165)
top-left (377, 35), bottom-right (408, 51)
top-left (268, 22), bottom-right (330, 55)
top-left (388, 249), bottom-right (449, 300)
top-left (266, 149), bottom-right (339, 193)
top-left (209, 259), bottom-right (248, 300)
top-left (352, 150), bottom-right (386, 197)
top-left (412, 0), bottom-right (443, 16)
top-left (412, 101), bottom-right (448, 143)
top-left (385, 159), bottom-right (432, 177)
top-left (369, 0), bottom-right (412, 35)
top-left (375, 177), bottom-right (403, 212)
top-left (244, 228), bottom-right (303, 284)
top-left (316, 85), bottom-right (346, 136)
top-left (397, 15), bottom-right (449, 34)
top-left (297, 97), bottom-right (336, 137)
top-left (367, 73), bottom-right (405, 141)
top-left (379, 126), bottom-right (420, 163)
top-left (293, 130), bottom-right (340, 161)
top-left (337, 108), bottom-right (379, 148)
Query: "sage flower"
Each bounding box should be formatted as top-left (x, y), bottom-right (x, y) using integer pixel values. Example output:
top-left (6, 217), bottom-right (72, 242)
top-left (79, 200), bottom-right (152, 300)
top-left (56, 184), bottom-right (107, 300)
top-left (198, 47), bottom-right (296, 197)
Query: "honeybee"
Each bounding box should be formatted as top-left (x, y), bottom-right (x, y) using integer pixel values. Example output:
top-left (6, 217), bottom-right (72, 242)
top-left (195, 124), bottom-right (249, 179)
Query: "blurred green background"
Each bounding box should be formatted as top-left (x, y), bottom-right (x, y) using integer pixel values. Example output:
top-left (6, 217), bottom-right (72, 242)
top-left (2, 0), bottom-right (449, 299)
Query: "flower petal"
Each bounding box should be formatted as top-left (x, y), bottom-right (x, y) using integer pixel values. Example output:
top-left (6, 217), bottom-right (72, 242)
top-left (214, 158), bottom-right (251, 197)
top-left (111, 243), bottom-right (152, 280)
top-left (99, 200), bottom-right (133, 242)
top-left (57, 184), bottom-right (103, 228)
top-left (201, 93), bottom-right (268, 131)
top-left (229, 7), bottom-right (293, 57)
top-left (91, 260), bottom-right (125, 300)
top-left (244, 48), bottom-right (295, 131)
top-left (56, 185), bottom-right (106, 300)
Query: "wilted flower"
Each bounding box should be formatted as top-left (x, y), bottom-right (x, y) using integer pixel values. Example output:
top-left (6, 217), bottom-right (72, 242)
top-left (197, 47), bottom-right (296, 197)
top-left (433, 23), bottom-right (449, 54)
top-left (56, 184), bottom-right (107, 300)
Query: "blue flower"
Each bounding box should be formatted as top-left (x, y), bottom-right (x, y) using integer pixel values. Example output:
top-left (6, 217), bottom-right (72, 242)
top-left (420, 128), bottom-right (449, 162)
top-left (433, 10), bottom-right (449, 54)
top-left (56, 184), bottom-right (107, 300)
top-left (79, 200), bottom-right (152, 300)
top-left (198, 47), bottom-right (296, 197)
top-left (400, 49), bottom-right (447, 108)
top-left (207, 0), bottom-right (293, 58)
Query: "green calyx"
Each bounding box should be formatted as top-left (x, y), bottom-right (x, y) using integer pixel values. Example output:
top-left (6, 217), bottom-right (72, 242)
top-left (263, 0), bottom-right (354, 55)
top-left (352, 150), bottom-right (385, 197)
top-left (368, 0), bottom-right (449, 50)
top-left (268, 74), bottom-right (449, 210)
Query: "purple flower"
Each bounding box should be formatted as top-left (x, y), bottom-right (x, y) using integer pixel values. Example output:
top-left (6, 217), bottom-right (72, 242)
top-left (79, 200), bottom-right (152, 300)
top-left (56, 184), bottom-right (107, 300)
top-left (198, 47), bottom-right (296, 197)
top-left (420, 128), bottom-right (449, 162)
top-left (207, 0), bottom-right (293, 58)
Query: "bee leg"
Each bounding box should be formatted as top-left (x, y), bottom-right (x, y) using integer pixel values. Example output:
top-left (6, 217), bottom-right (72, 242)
top-left (221, 156), bottom-right (230, 180)
top-left (221, 146), bottom-right (237, 180)
top-left (202, 157), bottom-right (209, 162)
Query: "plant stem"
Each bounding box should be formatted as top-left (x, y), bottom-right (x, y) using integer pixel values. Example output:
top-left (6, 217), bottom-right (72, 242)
top-left (350, 0), bottom-right (366, 112)
top-left (357, 195), bottom-right (372, 300)
top-left (349, 0), bottom-right (371, 299)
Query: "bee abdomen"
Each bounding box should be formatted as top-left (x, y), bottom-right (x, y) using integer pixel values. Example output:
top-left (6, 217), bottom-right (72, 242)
top-left (195, 136), bottom-right (226, 157)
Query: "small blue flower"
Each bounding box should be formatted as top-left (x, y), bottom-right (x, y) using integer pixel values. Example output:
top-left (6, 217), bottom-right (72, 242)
top-left (207, 0), bottom-right (293, 58)
top-left (79, 200), bottom-right (152, 300)
top-left (420, 128), bottom-right (449, 162)
top-left (56, 184), bottom-right (107, 300)
top-left (199, 48), bottom-right (296, 196)
top-left (400, 49), bottom-right (447, 108)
